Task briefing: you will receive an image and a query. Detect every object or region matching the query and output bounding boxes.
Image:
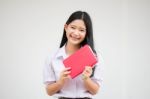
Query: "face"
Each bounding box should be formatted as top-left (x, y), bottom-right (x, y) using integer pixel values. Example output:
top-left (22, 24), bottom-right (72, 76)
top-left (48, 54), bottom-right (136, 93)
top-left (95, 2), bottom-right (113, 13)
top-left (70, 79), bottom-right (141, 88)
top-left (65, 19), bottom-right (86, 46)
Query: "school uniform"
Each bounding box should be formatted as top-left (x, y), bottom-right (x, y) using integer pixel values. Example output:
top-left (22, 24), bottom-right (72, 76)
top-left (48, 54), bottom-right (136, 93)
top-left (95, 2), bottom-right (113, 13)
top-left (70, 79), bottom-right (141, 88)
top-left (43, 45), bottom-right (103, 99)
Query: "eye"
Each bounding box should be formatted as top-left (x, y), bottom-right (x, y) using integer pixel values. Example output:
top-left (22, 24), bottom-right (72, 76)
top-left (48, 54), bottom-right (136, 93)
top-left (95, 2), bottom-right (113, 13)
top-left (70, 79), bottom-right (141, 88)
top-left (71, 26), bottom-right (75, 29)
top-left (80, 29), bottom-right (86, 32)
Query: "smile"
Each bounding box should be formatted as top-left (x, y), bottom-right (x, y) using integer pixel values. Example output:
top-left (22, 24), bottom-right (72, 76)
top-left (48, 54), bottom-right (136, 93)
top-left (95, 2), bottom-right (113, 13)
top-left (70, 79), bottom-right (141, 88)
top-left (70, 35), bottom-right (80, 41)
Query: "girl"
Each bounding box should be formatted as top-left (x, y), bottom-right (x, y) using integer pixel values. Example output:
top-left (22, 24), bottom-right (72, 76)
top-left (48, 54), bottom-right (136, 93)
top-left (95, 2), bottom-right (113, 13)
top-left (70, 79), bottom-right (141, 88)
top-left (43, 11), bottom-right (103, 99)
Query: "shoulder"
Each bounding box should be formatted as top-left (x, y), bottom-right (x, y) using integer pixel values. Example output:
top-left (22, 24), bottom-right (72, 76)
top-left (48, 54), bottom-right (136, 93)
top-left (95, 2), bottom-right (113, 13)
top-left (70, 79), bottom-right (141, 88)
top-left (96, 49), bottom-right (103, 60)
top-left (45, 47), bottom-right (60, 64)
top-left (95, 49), bottom-right (104, 66)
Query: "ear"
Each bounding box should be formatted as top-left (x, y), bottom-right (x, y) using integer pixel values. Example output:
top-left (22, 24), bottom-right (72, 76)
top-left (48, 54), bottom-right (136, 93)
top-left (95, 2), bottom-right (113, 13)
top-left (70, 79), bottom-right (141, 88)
top-left (64, 24), bottom-right (68, 31)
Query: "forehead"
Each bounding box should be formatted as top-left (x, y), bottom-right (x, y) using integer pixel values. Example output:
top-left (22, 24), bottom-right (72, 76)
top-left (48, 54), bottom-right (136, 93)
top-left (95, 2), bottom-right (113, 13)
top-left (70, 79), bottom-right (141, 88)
top-left (69, 19), bottom-right (86, 29)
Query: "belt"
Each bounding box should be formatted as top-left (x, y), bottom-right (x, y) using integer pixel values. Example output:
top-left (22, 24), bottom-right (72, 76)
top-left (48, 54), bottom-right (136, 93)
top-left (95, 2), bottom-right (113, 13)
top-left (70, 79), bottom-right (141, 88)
top-left (59, 97), bottom-right (92, 99)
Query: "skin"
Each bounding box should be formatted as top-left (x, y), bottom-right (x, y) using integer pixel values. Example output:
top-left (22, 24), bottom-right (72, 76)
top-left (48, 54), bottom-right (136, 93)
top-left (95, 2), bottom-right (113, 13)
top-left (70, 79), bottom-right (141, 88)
top-left (46, 19), bottom-right (100, 96)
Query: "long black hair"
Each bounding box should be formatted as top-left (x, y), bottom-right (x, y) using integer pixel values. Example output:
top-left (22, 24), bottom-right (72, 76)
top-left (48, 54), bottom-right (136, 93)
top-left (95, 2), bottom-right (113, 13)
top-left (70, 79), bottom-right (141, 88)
top-left (60, 11), bottom-right (96, 76)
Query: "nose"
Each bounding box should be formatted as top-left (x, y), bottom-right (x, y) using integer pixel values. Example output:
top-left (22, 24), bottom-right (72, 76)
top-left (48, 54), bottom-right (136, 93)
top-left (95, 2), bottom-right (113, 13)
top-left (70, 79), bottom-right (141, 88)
top-left (73, 29), bottom-right (79, 36)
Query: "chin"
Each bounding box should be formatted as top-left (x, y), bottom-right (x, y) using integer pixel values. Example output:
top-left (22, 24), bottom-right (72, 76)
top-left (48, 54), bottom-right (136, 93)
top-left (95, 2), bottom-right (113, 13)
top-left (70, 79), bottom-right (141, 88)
top-left (70, 41), bottom-right (81, 45)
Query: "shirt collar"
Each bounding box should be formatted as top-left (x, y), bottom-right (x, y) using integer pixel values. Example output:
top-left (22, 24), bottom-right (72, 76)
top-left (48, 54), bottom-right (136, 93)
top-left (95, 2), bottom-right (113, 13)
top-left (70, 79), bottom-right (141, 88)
top-left (55, 45), bottom-right (67, 59)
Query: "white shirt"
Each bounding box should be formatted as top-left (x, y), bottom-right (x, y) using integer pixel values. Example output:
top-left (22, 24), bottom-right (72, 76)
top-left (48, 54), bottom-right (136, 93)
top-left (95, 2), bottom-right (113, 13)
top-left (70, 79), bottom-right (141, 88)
top-left (43, 45), bottom-right (103, 98)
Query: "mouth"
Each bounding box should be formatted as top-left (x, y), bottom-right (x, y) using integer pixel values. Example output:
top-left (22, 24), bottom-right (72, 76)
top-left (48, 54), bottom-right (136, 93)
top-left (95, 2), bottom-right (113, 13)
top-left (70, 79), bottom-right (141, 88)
top-left (70, 35), bottom-right (80, 41)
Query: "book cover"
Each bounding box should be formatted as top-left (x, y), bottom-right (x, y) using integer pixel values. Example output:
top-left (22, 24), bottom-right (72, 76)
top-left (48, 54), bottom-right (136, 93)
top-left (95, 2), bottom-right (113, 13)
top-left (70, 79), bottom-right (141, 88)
top-left (63, 44), bottom-right (98, 79)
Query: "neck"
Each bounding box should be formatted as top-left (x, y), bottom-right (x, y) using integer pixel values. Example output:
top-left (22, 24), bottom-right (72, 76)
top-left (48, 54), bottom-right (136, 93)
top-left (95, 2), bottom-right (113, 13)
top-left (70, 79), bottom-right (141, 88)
top-left (65, 43), bottom-right (81, 55)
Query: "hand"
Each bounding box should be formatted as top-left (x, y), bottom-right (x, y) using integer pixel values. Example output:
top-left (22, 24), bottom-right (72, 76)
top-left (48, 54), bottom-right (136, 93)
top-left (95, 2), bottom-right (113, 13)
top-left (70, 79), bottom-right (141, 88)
top-left (82, 66), bottom-right (93, 80)
top-left (57, 67), bottom-right (71, 86)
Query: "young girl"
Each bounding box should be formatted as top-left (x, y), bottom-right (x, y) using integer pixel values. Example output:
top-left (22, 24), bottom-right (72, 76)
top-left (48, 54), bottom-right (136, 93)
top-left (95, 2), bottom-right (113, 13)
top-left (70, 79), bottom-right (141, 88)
top-left (43, 11), bottom-right (103, 99)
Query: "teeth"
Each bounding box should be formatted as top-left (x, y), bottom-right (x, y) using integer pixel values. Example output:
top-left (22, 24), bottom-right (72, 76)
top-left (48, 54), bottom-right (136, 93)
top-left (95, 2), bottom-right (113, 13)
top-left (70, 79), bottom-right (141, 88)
top-left (72, 37), bottom-right (78, 40)
top-left (71, 35), bottom-right (79, 40)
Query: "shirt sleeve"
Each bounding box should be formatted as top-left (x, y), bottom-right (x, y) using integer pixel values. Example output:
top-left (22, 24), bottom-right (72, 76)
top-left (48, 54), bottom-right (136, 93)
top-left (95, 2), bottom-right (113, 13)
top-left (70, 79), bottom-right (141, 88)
top-left (43, 54), bottom-right (56, 85)
top-left (91, 52), bottom-right (104, 86)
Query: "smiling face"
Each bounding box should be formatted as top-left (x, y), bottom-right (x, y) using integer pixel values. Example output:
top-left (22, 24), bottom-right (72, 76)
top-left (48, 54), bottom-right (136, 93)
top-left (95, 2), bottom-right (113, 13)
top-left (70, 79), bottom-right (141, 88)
top-left (65, 19), bottom-right (86, 46)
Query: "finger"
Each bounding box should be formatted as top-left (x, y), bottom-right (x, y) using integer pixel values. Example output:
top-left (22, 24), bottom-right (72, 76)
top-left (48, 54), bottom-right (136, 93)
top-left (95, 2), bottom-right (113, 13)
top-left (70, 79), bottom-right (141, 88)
top-left (63, 67), bottom-right (71, 72)
top-left (85, 66), bottom-right (92, 70)
top-left (64, 75), bottom-right (71, 78)
top-left (64, 71), bottom-right (71, 75)
top-left (62, 71), bottom-right (71, 77)
top-left (85, 66), bottom-right (92, 72)
top-left (86, 69), bottom-right (92, 73)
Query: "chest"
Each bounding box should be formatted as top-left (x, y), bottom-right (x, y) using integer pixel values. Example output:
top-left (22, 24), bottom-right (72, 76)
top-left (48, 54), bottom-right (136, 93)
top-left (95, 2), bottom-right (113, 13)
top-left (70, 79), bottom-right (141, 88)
top-left (51, 58), bottom-right (65, 80)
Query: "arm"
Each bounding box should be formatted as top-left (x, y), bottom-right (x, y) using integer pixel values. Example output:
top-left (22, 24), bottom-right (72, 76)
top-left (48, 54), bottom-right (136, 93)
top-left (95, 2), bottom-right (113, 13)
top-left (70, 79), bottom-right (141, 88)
top-left (82, 66), bottom-right (100, 95)
top-left (46, 67), bottom-right (71, 96)
top-left (46, 81), bottom-right (64, 96)
top-left (83, 77), bottom-right (100, 95)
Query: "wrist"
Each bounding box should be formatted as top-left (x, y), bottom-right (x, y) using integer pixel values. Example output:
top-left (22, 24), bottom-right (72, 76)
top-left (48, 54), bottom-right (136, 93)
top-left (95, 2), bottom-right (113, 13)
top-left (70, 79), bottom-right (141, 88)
top-left (82, 74), bottom-right (90, 81)
top-left (56, 80), bottom-right (64, 88)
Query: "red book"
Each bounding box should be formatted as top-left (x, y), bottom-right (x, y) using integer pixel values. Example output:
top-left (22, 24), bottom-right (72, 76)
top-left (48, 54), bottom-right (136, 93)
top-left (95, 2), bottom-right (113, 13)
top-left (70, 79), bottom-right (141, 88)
top-left (63, 44), bottom-right (98, 79)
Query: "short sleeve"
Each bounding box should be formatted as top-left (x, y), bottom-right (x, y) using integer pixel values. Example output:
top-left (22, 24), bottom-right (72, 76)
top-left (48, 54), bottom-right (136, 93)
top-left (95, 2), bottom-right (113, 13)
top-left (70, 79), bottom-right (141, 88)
top-left (91, 52), bottom-right (104, 86)
top-left (43, 54), bottom-right (56, 85)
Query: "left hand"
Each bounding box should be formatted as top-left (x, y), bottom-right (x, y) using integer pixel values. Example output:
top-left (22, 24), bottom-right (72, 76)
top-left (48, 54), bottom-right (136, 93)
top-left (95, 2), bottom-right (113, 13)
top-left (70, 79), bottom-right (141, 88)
top-left (82, 66), bottom-right (93, 80)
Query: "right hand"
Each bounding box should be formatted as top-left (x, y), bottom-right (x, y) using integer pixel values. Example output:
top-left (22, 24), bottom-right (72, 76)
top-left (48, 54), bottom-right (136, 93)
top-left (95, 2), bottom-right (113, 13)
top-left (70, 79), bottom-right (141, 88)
top-left (57, 67), bottom-right (71, 86)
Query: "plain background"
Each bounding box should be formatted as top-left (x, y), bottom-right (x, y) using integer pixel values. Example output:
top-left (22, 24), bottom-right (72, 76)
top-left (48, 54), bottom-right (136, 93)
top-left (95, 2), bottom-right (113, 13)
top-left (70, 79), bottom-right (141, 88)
top-left (0, 0), bottom-right (150, 99)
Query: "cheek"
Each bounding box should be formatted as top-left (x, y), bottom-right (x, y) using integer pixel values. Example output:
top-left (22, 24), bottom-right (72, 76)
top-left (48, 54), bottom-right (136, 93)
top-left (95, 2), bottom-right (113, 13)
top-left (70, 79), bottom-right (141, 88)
top-left (68, 29), bottom-right (74, 33)
top-left (81, 33), bottom-right (86, 39)
top-left (65, 29), bottom-right (70, 36)
top-left (66, 29), bottom-right (74, 37)
top-left (66, 27), bottom-right (73, 33)
top-left (66, 32), bottom-right (70, 39)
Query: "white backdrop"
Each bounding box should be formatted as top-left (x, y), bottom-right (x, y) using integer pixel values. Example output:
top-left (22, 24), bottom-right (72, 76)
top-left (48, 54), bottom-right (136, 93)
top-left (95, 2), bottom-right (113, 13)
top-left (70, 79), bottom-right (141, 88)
top-left (0, 0), bottom-right (150, 99)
